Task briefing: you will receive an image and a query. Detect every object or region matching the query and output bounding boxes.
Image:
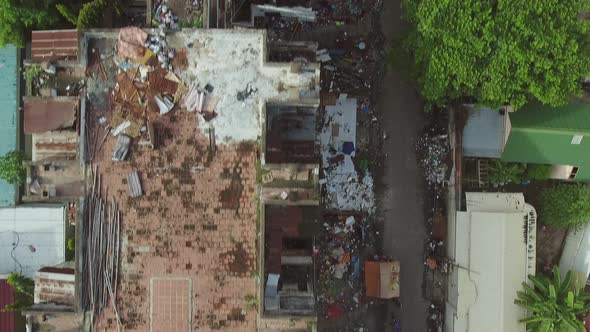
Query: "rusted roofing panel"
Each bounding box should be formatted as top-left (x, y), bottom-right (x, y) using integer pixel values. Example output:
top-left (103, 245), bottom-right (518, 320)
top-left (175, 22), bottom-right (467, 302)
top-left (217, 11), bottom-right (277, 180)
top-left (31, 30), bottom-right (79, 62)
top-left (32, 130), bottom-right (78, 162)
top-left (24, 97), bottom-right (78, 134)
top-left (0, 280), bottom-right (14, 332)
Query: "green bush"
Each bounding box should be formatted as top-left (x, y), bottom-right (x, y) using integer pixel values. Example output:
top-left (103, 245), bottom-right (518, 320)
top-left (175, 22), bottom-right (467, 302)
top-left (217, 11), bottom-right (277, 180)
top-left (489, 161), bottom-right (525, 186)
top-left (77, 0), bottom-right (107, 29)
top-left (0, 151), bottom-right (25, 185)
top-left (527, 164), bottom-right (552, 181)
top-left (540, 184), bottom-right (590, 228)
top-left (67, 238), bottom-right (75, 251)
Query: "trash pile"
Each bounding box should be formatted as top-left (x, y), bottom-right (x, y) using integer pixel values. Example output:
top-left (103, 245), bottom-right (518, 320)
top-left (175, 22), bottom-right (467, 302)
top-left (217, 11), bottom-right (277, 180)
top-left (417, 133), bottom-right (450, 186)
top-left (316, 213), bottom-right (368, 318)
top-left (153, 0), bottom-right (180, 30)
top-left (319, 95), bottom-right (376, 213)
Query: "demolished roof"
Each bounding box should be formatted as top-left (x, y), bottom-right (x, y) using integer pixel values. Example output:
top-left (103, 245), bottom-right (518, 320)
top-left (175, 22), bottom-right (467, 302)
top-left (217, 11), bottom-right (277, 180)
top-left (24, 97), bottom-right (78, 134)
top-left (31, 30), bottom-right (79, 62)
top-left (34, 267), bottom-right (75, 307)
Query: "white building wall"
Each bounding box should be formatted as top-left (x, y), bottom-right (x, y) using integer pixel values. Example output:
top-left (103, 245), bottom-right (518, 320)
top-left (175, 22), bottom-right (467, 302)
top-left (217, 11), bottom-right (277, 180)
top-left (559, 223), bottom-right (590, 284)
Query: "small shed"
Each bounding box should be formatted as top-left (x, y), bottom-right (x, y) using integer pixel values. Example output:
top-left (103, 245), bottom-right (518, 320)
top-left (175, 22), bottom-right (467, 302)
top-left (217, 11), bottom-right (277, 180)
top-left (462, 106), bottom-right (511, 158)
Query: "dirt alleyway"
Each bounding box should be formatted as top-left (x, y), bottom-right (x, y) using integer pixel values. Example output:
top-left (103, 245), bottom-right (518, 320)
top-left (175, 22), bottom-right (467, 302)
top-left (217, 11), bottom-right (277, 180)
top-left (370, 0), bottom-right (430, 331)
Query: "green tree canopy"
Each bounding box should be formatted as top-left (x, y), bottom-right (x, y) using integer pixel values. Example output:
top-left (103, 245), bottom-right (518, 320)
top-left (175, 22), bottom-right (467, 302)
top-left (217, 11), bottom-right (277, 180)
top-left (539, 184), bottom-right (590, 228)
top-left (0, 150), bottom-right (25, 185)
top-left (515, 267), bottom-right (590, 332)
top-left (0, 0), bottom-right (60, 47)
top-left (401, 0), bottom-right (590, 109)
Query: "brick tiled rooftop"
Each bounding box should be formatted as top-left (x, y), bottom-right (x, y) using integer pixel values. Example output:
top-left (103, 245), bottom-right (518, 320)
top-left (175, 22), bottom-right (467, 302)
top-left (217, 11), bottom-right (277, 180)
top-left (93, 111), bottom-right (258, 331)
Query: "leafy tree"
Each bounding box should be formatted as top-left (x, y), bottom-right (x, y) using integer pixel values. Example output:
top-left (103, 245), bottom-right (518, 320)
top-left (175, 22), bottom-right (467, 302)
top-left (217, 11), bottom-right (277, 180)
top-left (539, 184), bottom-right (590, 228)
top-left (3, 273), bottom-right (34, 312)
top-left (55, 4), bottom-right (78, 26)
top-left (0, 150), bottom-right (25, 185)
top-left (77, 0), bottom-right (107, 29)
top-left (0, 0), bottom-right (61, 47)
top-left (515, 267), bottom-right (590, 332)
top-left (400, 0), bottom-right (590, 109)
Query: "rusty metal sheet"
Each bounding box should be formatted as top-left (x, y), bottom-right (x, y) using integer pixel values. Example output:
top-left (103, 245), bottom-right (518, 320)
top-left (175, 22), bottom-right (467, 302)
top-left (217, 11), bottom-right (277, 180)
top-left (24, 97), bottom-right (78, 134)
top-left (31, 30), bottom-right (78, 62)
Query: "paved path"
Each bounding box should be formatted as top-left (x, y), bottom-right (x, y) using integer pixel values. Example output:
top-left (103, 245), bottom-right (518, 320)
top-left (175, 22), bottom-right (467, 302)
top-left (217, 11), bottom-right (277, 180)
top-left (374, 1), bottom-right (430, 331)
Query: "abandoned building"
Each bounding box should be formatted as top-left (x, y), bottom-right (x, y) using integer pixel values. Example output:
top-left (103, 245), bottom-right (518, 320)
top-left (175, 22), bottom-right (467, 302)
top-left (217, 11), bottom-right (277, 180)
top-left (18, 26), bottom-right (323, 331)
top-left (262, 204), bottom-right (319, 317)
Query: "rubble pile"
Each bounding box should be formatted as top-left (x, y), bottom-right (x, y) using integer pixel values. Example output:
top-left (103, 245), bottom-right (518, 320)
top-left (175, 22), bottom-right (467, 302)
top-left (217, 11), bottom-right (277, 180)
top-left (88, 27), bottom-right (212, 162)
top-left (319, 95), bottom-right (376, 213)
top-left (316, 214), bottom-right (369, 320)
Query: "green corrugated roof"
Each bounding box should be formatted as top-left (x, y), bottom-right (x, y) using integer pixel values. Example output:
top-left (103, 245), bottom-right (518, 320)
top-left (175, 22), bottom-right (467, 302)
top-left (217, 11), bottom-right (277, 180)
top-left (0, 46), bottom-right (18, 206)
top-left (511, 102), bottom-right (590, 133)
top-left (502, 102), bottom-right (590, 181)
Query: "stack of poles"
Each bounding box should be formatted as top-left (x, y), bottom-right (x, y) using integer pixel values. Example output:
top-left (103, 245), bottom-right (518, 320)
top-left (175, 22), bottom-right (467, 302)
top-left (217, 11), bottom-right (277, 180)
top-left (83, 165), bottom-right (122, 331)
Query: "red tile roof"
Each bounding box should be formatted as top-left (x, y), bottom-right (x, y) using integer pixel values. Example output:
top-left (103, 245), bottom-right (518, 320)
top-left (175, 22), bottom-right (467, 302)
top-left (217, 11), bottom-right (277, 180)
top-left (31, 30), bottom-right (79, 62)
top-left (0, 280), bottom-right (15, 332)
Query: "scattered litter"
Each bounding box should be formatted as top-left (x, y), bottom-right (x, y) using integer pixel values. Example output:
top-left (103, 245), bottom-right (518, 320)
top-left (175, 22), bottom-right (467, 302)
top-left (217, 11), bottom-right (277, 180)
top-left (316, 49), bottom-right (332, 63)
top-left (236, 82), bottom-right (258, 101)
top-left (417, 133), bottom-right (450, 186)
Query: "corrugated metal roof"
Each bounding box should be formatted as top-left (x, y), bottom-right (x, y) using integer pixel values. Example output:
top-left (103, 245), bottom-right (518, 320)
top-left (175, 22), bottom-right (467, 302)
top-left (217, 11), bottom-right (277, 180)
top-left (502, 103), bottom-right (590, 181)
top-left (462, 107), bottom-right (510, 158)
top-left (23, 97), bottom-right (78, 134)
top-left (512, 102), bottom-right (590, 134)
top-left (0, 46), bottom-right (18, 207)
top-left (31, 30), bottom-right (78, 62)
top-left (0, 280), bottom-right (15, 332)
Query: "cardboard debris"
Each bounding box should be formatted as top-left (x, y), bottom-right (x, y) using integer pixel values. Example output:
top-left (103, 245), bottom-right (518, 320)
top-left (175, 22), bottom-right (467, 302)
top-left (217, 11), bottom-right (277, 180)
top-left (118, 27), bottom-right (148, 59)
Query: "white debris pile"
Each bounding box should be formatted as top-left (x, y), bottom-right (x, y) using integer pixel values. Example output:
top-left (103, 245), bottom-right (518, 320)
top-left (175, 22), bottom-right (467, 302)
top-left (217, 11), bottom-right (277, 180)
top-left (416, 133), bottom-right (449, 186)
top-left (173, 30), bottom-right (320, 143)
top-left (319, 95), bottom-right (376, 213)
